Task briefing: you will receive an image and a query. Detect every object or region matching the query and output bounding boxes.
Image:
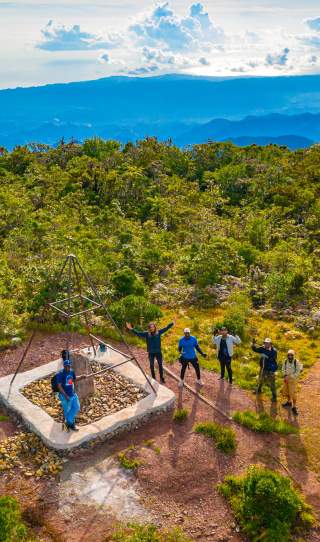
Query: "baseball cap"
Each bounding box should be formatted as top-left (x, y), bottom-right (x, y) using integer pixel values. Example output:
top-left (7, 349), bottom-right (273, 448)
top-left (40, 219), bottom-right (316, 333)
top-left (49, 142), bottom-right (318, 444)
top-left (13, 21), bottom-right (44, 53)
top-left (184, 327), bottom-right (191, 333)
top-left (264, 338), bottom-right (272, 343)
top-left (63, 359), bottom-right (72, 367)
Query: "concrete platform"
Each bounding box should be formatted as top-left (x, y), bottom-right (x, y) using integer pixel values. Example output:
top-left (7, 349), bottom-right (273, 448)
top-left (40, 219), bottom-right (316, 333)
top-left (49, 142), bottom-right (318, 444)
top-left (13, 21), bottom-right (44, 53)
top-left (0, 347), bottom-right (175, 451)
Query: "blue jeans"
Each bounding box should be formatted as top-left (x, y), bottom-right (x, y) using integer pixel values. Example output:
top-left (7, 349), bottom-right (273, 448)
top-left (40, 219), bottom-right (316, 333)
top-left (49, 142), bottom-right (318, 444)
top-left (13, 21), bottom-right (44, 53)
top-left (59, 393), bottom-right (80, 425)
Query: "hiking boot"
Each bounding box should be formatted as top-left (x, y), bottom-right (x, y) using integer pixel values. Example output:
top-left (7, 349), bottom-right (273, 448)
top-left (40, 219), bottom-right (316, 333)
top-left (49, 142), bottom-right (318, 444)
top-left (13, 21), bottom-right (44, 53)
top-left (178, 379), bottom-right (184, 388)
top-left (160, 377), bottom-right (166, 384)
top-left (292, 407), bottom-right (298, 416)
top-left (196, 379), bottom-right (203, 386)
top-left (218, 376), bottom-right (224, 380)
top-left (282, 401), bottom-right (292, 408)
top-left (69, 423), bottom-right (79, 432)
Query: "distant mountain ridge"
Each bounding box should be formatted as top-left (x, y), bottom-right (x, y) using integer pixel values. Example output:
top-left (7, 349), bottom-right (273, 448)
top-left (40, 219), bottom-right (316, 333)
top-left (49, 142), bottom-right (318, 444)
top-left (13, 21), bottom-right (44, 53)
top-left (175, 112), bottom-right (320, 148)
top-left (0, 74), bottom-right (319, 149)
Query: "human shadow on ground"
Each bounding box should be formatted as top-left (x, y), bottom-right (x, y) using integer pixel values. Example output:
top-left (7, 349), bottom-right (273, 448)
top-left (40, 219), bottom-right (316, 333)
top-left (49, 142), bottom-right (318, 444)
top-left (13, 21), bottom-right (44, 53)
top-left (168, 389), bottom-right (199, 469)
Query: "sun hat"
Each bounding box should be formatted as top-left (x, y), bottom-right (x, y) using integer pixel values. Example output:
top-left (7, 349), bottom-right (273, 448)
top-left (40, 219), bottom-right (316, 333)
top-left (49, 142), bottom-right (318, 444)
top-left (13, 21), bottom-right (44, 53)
top-left (264, 338), bottom-right (272, 343)
top-left (184, 327), bottom-right (191, 333)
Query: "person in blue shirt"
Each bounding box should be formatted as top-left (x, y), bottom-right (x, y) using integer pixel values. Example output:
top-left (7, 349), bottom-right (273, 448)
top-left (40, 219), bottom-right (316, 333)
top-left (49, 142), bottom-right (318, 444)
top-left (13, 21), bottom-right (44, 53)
top-left (57, 350), bottom-right (86, 431)
top-left (178, 328), bottom-right (207, 387)
top-left (126, 321), bottom-right (174, 383)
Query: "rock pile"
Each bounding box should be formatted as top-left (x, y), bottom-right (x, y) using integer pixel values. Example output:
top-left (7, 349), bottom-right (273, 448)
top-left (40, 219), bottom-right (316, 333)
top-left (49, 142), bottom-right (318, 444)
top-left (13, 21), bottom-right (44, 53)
top-left (0, 431), bottom-right (63, 477)
top-left (22, 362), bottom-right (147, 426)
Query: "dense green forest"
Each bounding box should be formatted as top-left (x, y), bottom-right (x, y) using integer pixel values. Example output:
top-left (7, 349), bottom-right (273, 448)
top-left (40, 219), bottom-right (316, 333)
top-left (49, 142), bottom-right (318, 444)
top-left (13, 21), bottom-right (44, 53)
top-left (0, 138), bottom-right (320, 344)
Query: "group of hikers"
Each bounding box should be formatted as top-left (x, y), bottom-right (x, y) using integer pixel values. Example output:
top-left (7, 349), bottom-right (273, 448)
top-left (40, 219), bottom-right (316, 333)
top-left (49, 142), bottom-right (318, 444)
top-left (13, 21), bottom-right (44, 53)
top-left (54, 320), bottom-right (302, 431)
top-left (126, 321), bottom-right (302, 417)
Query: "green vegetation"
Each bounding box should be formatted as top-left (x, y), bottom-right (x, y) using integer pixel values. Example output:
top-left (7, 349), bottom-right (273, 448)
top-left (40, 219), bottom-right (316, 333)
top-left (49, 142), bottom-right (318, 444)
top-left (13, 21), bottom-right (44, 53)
top-left (233, 410), bottom-right (298, 435)
top-left (172, 408), bottom-right (189, 422)
top-left (118, 447), bottom-right (141, 470)
top-left (0, 496), bottom-right (29, 542)
top-left (0, 415), bottom-right (9, 422)
top-left (218, 465), bottom-right (314, 541)
top-left (1, 139), bottom-right (320, 348)
top-left (109, 523), bottom-right (192, 542)
top-left (194, 421), bottom-right (236, 453)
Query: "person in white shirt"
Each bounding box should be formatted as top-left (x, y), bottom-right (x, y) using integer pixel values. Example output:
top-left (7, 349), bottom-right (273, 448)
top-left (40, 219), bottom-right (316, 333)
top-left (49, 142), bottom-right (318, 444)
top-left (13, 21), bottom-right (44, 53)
top-left (282, 349), bottom-right (302, 416)
top-left (213, 327), bottom-right (241, 384)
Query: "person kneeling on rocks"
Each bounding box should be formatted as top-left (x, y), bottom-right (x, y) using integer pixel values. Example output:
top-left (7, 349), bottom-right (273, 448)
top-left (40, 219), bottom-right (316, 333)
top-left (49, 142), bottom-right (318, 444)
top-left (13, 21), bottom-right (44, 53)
top-left (178, 328), bottom-right (207, 387)
top-left (282, 349), bottom-right (302, 416)
top-left (57, 350), bottom-right (86, 431)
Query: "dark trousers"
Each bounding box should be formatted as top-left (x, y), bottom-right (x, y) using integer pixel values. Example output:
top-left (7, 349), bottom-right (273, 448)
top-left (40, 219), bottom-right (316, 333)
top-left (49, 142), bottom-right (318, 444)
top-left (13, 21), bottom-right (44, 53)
top-left (148, 352), bottom-right (164, 380)
top-left (257, 370), bottom-right (277, 398)
top-left (180, 357), bottom-right (201, 380)
top-left (219, 356), bottom-right (232, 383)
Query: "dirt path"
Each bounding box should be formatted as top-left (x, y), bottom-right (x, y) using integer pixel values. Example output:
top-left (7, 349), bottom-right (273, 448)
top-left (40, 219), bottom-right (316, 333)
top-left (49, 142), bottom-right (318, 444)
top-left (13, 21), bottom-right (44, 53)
top-left (1, 333), bottom-right (320, 542)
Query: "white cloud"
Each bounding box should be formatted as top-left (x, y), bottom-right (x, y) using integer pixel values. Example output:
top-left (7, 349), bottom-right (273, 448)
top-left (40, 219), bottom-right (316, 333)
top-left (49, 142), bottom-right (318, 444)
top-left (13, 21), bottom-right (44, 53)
top-left (129, 2), bottom-right (224, 52)
top-left (305, 17), bottom-right (320, 32)
top-left (37, 20), bottom-right (121, 51)
top-left (265, 47), bottom-right (290, 66)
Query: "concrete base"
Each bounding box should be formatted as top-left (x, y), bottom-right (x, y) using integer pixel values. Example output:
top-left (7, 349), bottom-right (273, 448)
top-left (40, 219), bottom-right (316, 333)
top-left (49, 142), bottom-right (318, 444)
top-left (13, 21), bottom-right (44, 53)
top-left (0, 347), bottom-right (175, 451)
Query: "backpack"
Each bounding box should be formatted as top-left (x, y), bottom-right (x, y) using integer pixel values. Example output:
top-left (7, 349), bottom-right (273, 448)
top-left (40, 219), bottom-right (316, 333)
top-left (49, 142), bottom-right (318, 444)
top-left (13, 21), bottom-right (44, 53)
top-left (51, 373), bottom-right (60, 393)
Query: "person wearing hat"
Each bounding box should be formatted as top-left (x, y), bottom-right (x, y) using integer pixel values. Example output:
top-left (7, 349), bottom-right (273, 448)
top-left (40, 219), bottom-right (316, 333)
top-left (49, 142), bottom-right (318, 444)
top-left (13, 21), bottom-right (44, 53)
top-left (213, 326), bottom-right (241, 384)
top-left (126, 320), bottom-right (174, 383)
top-left (252, 338), bottom-right (278, 401)
top-left (56, 350), bottom-right (86, 431)
top-left (178, 328), bottom-right (207, 387)
top-left (282, 349), bottom-right (302, 415)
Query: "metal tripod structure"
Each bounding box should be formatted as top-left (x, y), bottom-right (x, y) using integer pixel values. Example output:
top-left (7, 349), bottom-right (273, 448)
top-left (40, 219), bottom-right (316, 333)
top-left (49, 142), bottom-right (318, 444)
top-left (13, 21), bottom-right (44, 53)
top-left (8, 254), bottom-right (156, 396)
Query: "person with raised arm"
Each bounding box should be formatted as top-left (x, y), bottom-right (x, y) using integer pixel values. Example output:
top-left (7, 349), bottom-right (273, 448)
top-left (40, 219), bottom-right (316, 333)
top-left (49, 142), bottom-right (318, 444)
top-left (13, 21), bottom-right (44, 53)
top-left (126, 321), bottom-right (174, 383)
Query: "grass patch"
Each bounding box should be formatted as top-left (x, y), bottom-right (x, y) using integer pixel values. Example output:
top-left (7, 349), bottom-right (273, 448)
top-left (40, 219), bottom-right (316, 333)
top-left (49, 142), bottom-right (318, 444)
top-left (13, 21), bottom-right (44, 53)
top-left (0, 415), bottom-right (9, 422)
top-left (172, 408), bottom-right (189, 423)
top-left (233, 410), bottom-right (298, 435)
top-left (194, 421), bottom-right (236, 453)
top-left (0, 495), bottom-right (30, 541)
top-left (118, 447), bottom-right (141, 470)
top-left (218, 465), bottom-right (314, 542)
top-left (109, 523), bottom-right (192, 542)
top-left (142, 439), bottom-right (161, 454)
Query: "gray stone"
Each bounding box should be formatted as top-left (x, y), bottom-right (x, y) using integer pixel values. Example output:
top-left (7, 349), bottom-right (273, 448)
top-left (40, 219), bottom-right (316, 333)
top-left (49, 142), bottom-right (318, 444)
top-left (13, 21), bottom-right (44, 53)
top-left (0, 347), bottom-right (175, 451)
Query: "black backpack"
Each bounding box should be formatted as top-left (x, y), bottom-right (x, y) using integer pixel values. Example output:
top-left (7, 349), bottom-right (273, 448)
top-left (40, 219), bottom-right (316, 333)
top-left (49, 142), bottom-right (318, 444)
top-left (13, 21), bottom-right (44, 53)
top-left (51, 373), bottom-right (60, 393)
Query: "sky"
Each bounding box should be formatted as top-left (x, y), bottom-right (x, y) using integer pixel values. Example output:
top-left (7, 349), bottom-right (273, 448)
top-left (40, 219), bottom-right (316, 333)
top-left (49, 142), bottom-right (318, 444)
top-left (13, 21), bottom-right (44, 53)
top-left (0, 0), bottom-right (320, 89)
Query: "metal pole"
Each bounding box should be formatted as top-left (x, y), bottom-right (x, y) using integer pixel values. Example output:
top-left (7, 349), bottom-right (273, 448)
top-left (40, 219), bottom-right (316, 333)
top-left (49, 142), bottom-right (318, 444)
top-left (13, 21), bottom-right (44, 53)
top-left (74, 256), bottom-right (156, 394)
top-left (71, 256), bottom-right (96, 356)
top-left (163, 365), bottom-right (232, 421)
top-left (66, 256), bottom-right (72, 353)
top-left (8, 255), bottom-right (70, 395)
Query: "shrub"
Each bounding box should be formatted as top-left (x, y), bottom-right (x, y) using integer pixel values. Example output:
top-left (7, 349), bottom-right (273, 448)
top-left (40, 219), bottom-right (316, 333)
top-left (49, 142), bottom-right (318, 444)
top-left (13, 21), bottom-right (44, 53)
top-left (0, 496), bottom-right (28, 542)
top-left (109, 295), bottom-right (162, 328)
top-left (218, 465), bottom-right (314, 541)
top-left (118, 447), bottom-right (141, 470)
top-left (111, 267), bottom-right (145, 297)
top-left (194, 422), bottom-right (236, 453)
top-left (110, 523), bottom-right (192, 542)
top-left (172, 408), bottom-right (189, 422)
top-left (233, 411), bottom-right (298, 435)
top-left (214, 290), bottom-right (251, 339)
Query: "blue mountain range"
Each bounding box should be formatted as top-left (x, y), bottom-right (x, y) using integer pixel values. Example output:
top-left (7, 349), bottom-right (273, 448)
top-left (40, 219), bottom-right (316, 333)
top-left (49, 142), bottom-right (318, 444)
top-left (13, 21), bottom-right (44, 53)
top-left (0, 74), bottom-right (319, 149)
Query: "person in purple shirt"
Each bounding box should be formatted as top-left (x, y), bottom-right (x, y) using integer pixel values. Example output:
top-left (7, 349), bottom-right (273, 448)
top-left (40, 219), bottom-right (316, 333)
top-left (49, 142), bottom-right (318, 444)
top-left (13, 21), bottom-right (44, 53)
top-left (178, 328), bottom-right (207, 387)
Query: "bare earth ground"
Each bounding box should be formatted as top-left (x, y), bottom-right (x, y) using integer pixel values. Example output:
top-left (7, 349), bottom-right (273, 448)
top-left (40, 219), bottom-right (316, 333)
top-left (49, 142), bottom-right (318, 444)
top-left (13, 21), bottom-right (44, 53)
top-left (1, 332), bottom-right (320, 542)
